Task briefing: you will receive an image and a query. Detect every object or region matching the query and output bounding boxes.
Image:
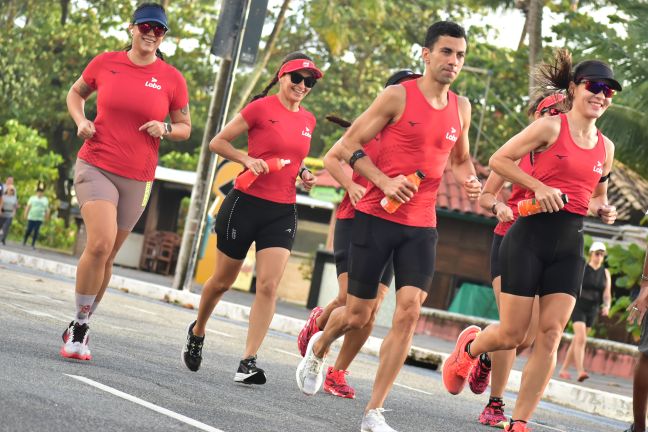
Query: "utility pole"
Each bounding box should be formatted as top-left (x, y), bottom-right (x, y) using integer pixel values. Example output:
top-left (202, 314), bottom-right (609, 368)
top-left (173, 0), bottom-right (252, 290)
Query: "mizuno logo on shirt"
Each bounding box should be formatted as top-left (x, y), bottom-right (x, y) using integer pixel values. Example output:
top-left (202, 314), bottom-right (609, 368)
top-left (408, 121), bottom-right (420, 127)
top-left (145, 77), bottom-right (162, 90)
top-left (110, 70), bottom-right (119, 74)
top-left (268, 119), bottom-right (279, 124)
top-left (301, 126), bottom-right (312, 138)
top-left (555, 154), bottom-right (567, 159)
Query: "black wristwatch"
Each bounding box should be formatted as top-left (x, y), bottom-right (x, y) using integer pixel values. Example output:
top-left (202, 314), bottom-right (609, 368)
top-left (491, 202), bottom-right (499, 215)
top-left (299, 167), bottom-right (311, 179)
top-left (164, 122), bottom-right (173, 136)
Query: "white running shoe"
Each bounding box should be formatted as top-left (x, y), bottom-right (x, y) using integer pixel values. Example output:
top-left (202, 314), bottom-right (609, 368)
top-left (60, 322), bottom-right (92, 361)
top-left (295, 331), bottom-right (325, 395)
top-left (361, 408), bottom-right (397, 432)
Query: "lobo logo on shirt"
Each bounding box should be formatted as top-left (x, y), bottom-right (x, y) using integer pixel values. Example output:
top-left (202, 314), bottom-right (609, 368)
top-left (593, 160), bottom-right (603, 175)
top-left (301, 126), bottom-right (312, 138)
top-left (145, 77), bottom-right (162, 90)
top-left (445, 127), bottom-right (458, 142)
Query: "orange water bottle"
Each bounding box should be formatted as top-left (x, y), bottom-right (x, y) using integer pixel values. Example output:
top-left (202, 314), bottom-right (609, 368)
top-left (237, 158), bottom-right (291, 190)
top-left (380, 170), bottom-right (425, 214)
top-left (518, 193), bottom-right (568, 217)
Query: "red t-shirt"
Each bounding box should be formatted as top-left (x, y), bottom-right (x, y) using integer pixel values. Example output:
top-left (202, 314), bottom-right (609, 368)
top-left (355, 80), bottom-right (462, 227)
top-left (336, 134), bottom-right (381, 220)
top-left (78, 51), bottom-right (189, 181)
top-left (494, 154), bottom-right (532, 236)
top-left (234, 95), bottom-right (315, 204)
top-left (528, 114), bottom-right (606, 215)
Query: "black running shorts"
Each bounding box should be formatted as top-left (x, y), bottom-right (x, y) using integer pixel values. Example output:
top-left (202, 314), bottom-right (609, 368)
top-left (215, 189), bottom-right (297, 260)
top-left (570, 298), bottom-right (599, 327)
top-left (500, 211), bottom-right (585, 298)
top-left (334, 218), bottom-right (394, 286)
top-left (490, 234), bottom-right (504, 281)
top-left (347, 212), bottom-right (438, 300)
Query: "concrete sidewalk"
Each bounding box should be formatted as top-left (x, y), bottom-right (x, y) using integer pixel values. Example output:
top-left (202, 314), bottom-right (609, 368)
top-left (0, 244), bottom-right (635, 422)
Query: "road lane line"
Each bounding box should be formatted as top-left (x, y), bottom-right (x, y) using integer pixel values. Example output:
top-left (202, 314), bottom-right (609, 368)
top-left (527, 421), bottom-right (566, 432)
top-left (393, 382), bottom-right (434, 395)
top-left (206, 329), bottom-right (233, 338)
top-left (65, 374), bottom-right (226, 432)
top-left (272, 348), bottom-right (301, 358)
top-left (5, 303), bottom-right (68, 322)
top-left (123, 305), bottom-right (157, 315)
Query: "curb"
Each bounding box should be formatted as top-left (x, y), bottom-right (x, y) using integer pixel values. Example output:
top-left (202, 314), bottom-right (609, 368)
top-left (0, 249), bottom-right (632, 422)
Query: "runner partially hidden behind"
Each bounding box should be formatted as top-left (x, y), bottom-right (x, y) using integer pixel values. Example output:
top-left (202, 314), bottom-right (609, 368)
top-left (181, 53), bottom-right (321, 385)
top-left (474, 92), bottom-right (566, 428)
top-left (61, 2), bottom-right (191, 361)
top-left (298, 69), bottom-right (421, 400)
top-left (442, 49), bottom-right (619, 432)
top-left (296, 21), bottom-right (481, 432)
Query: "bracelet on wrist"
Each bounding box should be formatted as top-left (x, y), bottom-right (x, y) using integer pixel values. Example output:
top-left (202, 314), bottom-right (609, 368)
top-left (641, 274), bottom-right (648, 282)
top-left (298, 167), bottom-right (311, 179)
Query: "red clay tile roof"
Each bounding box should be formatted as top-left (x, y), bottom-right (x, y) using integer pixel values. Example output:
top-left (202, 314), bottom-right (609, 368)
top-left (607, 160), bottom-right (648, 223)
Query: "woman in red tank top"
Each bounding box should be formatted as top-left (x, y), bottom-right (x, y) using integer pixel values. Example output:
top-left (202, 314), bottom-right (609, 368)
top-left (473, 93), bottom-right (566, 427)
top-left (443, 49), bottom-right (619, 432)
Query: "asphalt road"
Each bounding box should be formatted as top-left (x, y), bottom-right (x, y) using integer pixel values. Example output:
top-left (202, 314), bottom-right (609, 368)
top-left (0, 263), bottom-right (629, 432)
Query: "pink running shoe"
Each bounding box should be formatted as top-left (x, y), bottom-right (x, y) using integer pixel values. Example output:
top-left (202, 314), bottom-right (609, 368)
top-left (479, 400), bottom-right (508, 428)
top-left (323, 367), bottom-right (355, 399)
top-left (469, 354), bottom-right (491, 394)
top-left (298, 307), bottom-right (323, 357)
top-left (506, 421), bottom-right (531, 431)
top-left (442, 325), bottom-right (480, 395)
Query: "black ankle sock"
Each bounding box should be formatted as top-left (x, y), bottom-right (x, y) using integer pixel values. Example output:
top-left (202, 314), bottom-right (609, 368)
top-left (480, 353), bottom-right (491, 367)
top-left (510, 419), bottom-right (527, 425)
top-left (488, 396), bottom-right (503, 404)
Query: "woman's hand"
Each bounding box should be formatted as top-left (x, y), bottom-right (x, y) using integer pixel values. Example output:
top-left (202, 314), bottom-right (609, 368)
top-left (300, 169), bottom-right (316, 192)
top-left (494, 202), bottom-right (514, 223)
top-left (243, 157), bottom-right (269, 176)
top-left (139, 121), bottom-right (166, 138)
top-left (532, 183), bottom-right (565, 212)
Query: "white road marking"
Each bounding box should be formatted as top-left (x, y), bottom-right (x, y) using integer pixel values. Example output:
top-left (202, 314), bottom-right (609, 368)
top-left (527, 421), bottom-right (566, 432)
top-left (65, 374), bottom-right (226, 432)
top-left (4, 303), bottom-right (68, 322)
top-left (206, 329), bottom-right (233, 338)
top-left (123, 305), bottom-right (157, 315)
top-left (393, 382), bottom-right (434, 395)
top-left (0, 287), bottom-right (64, 303)
top-left (272, 348), bottom-right (301, 358)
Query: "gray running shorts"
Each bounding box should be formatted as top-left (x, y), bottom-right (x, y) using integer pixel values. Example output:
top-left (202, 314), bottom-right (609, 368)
top-left (73, 159), bottom-right (152, 231)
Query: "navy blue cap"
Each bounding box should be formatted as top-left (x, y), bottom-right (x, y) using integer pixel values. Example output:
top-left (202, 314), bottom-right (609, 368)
top-left (133, 5), bottom-right (169, 30)
top-left (574, 60), bottom-right (622, 91)
top-left (384, 69), bottom-right (422, 87)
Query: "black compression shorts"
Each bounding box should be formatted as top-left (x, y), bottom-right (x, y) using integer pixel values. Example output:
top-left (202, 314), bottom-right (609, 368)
top-left (347, 212), bottom-right (438, 300)
top-left (500, 211), bottom-right (585, 298)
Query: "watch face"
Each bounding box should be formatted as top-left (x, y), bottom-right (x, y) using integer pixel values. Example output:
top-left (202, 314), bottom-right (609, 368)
top-left (165, 123), bottom-right (172, 133)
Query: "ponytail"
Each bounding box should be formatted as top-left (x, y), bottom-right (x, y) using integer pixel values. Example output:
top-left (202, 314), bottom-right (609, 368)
top-left (325, 115), bottom-right (352, 128)
top-left (250, 51), bottom-right (314, 102)
top-left (532, 49), bottom-right (573, 106)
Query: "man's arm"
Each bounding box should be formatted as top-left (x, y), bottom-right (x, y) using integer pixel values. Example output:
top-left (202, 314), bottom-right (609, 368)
top-left (629, 243), bottom-right (648, 325)
top-left (338, 86), bottom-right (417, 203)
top-left (450, 96), bottom-right (480, 201)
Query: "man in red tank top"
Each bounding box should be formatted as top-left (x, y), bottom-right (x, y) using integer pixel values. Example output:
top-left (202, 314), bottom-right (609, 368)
top-left (295, 21), bottom-right (481, 431)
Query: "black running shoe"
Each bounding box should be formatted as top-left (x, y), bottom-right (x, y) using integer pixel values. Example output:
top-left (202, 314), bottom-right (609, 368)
top-left (181, 321), bottom-right (204, 372)
top-left (234, 355), bottom-right (266, 385)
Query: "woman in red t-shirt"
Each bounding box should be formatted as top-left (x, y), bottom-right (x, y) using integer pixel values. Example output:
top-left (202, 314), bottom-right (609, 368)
top-left (443, 49), bottom-right (619, 432)
top-left (181, 53), bottom-right (322, 385)
top-left (60, 2), bottom-right (191, 362)
top-left (472, 93), bottom-right (566, 427)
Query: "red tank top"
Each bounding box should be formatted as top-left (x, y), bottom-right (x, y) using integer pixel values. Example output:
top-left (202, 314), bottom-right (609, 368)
top-left (336, 134), bottom-right (381, 220)
top-left (355, 80), bottom-right (462, 227)
top-left (494, 153), bottom-right (532, 236)
top-left (528, 114), bottom-right (606, 216)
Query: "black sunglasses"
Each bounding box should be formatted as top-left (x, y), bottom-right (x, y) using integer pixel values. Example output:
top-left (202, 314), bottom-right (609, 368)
top-left (540, 107), bottom-right (564, 116)
top-left (581, 80), bottom-right (615, 98)
top-left (288, 72), bottom-right (317, 88)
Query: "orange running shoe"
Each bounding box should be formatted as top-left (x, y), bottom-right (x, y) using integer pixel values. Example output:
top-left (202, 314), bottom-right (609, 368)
top-left (323, 367), bottom-right (355, 399)
top-left (442, 325), bottom-right (480, 395)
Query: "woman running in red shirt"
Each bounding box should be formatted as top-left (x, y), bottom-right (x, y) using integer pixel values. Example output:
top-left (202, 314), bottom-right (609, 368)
top-left (297, 70), bottom-right (421, 400)
top-left (61, 2), bottom-right (191, 361)
top-left (473, 93), bottom-right (566, 427)
top-left (443, 49), bottom-right (618, 432)
top-left (181, 53), bottom-right (321, 385)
